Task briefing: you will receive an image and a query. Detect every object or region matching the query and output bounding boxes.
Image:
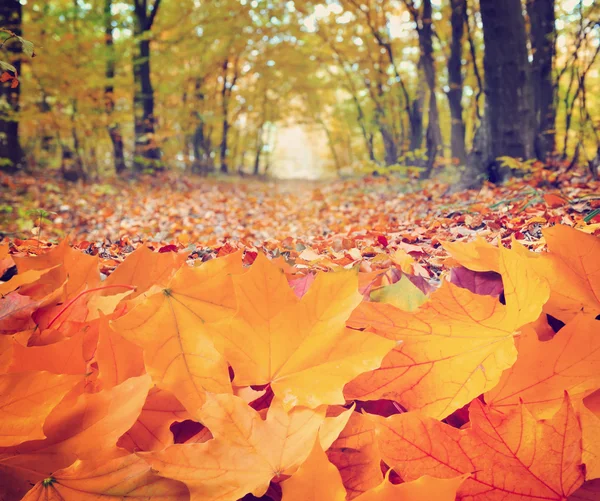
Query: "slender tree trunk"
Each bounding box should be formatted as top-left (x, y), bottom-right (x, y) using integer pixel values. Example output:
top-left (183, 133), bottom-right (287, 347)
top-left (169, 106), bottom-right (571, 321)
top-left (219, 56), bottom-right (238, 174)
top-left (381, 125), bottom-right (398, 166)
top-left (419, 0), bottom-right (443, 177)
top-left (132, 0), bottom-right (162, 172)
top-left (475, 0), bottom-right (535, 183)
top-left (527, 0), bottom-right (556, 160)
top-left (447, 0), bottom-right (467, 165)
top-left (408, 94), bottom-right (424, 153)
top-left (0, 0), bottom-right (23, 173)
top-left (253, 124), bottom-right (264, 175)
top-left (104, 0), bottom-right (126, 174)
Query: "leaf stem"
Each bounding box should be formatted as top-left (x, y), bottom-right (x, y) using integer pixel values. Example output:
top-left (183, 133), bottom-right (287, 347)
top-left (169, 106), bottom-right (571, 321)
top-left (47, 284), bottom-right (136, 329)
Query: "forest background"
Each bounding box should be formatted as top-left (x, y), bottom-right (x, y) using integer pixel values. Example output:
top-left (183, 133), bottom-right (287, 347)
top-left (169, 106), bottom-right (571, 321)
top-left (0, 0), bottom-right (599, 186)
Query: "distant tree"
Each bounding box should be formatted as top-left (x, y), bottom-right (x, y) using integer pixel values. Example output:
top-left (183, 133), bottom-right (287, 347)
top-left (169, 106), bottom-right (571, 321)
top-left (403, 0), bottom-right (443, 177)
top-left (528, 0), bottom-right (556, 160)
top-left (104, 0), bottom-right (126, 175)
top-left (466, 0), bottom-right (535, 185)
top-left (0, 1), bottom-right (23, 173)
top-left (132, 0), bottom-right (162, 173)
top-left (446, 0), bottom-right (467, 165)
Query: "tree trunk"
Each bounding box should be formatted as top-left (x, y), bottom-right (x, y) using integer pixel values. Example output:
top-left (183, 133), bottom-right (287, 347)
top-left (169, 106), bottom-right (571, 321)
top-left (477, 0), bottom-right (535, 183)
top-left (419, 0), bottom-right (443, 177)
top-left (104, 0), bottom-right (126, 174)
top-left (447, 0), bottom-right (467, 165)
top-left (253, 124), bottom-right (264, 175)
top-left (408, 95), bottom-right (424, 154)
top-left (132, 0), bottom-right (162, 173)
top-left (0, 0), bottom-right (23, 173)
top-left (527, 0), bottom-right (556, 160)
top-left (219, 56), bottom-right (238, 174)
top-left (381, 124), bottom-right (398, 166)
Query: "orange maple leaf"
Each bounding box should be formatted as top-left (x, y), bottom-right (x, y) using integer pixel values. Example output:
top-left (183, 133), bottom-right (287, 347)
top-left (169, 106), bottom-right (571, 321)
top-left (0, 374), bottom-right (152, 495)
top-left (118, 387), bottom-right (191, 452)
top-left (326, 411), bottom-right (383, 499)
top-left (280, 439), bottom-right (467, 501)
top-left (374, 395), bottom-right (584, 500)
top-left (111, 252), bottom-right (244, 416)
top-left (579, 390), bottom-right (600, 480)
top-left (0, 371), bottom-right (80, 447)
top-left (100, 244), bottom-right (187, 299)
top-left (21, 454), bottom-right (189, 500)
top-left (13, 239), bottom-right (100, 300)
top-left (140, 393), bottom-right (326, 501)
top-left (209, 253), bottom-right (395, 409)
top-left (345, 244), bottom-right (549, 419)
top-left (486, 313), bottom-right (600, 418)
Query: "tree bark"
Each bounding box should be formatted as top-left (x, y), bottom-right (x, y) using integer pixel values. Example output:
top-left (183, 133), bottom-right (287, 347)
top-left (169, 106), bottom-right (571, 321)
top-left (219, 56), bottom-right (239, 174)
top-left (527, 0), bottom-right (556, 160)
top-left (408, 94), bottom-right (424, 153)
top-left (476, 0), bottom-right (535, 183)
top-left (447, 0), bottom-right (467, 165)
top-left (104, 0), bottom-right (126, 174)
top-left (0, 0), bottom-right (23, 173)
top-left (419, 0), bottom-right (443, 177)
top-left (133, 0), bottom-right (162, 173)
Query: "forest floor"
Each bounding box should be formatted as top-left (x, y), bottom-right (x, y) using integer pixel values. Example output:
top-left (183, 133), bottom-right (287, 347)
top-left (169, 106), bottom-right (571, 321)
top-left (1, 166), bottom-right (599, 283)
top-left (2, 166), bottom-right (600, 501)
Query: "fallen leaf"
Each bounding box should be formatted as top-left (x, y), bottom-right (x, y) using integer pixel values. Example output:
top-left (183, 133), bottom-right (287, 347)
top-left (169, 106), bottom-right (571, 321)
top-left (0, 371), bottom-right (80, 447)
top-left (211, 254), bottom-right (395, 409)
top-left (374, 395), bottom-right (584, 500)
top-left (21, 454), bottom-right (189, 500)
top-left (326, 412), bottom-right (383, 499)
top-left (140, 393), bottom-right (326, 501)
top-left (346, 244), bottom-right (548, 419)
top-left (280, 440), bottom-right (347, 501)
top-left (354, 473), bottom-right (468, 501)
top-left (111, 252), bottom-right (243, 416)
top-left (486, 313), bottom-right (600, 418)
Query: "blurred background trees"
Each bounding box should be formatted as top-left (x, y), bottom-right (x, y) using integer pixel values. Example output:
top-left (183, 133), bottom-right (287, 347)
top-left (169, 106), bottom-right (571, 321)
top-left (0, 0), bottom-right (598, 183)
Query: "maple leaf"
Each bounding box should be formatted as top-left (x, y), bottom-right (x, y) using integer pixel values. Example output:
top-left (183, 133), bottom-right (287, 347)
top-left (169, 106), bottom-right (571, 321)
top-left (541, 225), bottom-right (600, 321)
top-left (354, 474), bottom-right (468, 501)
top-left (0, 266), bottom-right (57, 296)
top-left (280, 439), bottom-right (467, 501)
top-left (442, 236), bottom-right (501, 272)
top-left (369, 275), bottom-right (428, 312)
top-left (111, 252), bottom-right (244, 416)
top-left (21, 454), bottom-right (189, 501)
top-left (6, 331), bottom-right (88, 375)
top-left (140, 393), bottom-right (326, 501)
top-left (444, 227), bottom-right (600, 322)
top-left (0, 371), bottom-right (80, 447)
top-left (118, 387), bottom-right (192, 452)
top-left (95, 316), bottom-right (145, 388)
top-left (13, 239), bottom-right (100, 300)
top-left (101, 245), bottom-right (187, 299)
top-left (0, 374), bottom-right (152, 495)
top-left (280, 440), bottom-right (347, 501)
top-left (345, 244), bottom-right (548, 419)
top-left (326, 412), bottom-right (383, 499)
top-left (210, 253), bottom-right (395, 409)
top-left (579, 390), bottom-right (600, 480)
top-left (319, 405), bottom-right (355, 451)
top-left (486, 313), bottom-right (600, 418)
top-left (373, 395), bottom-right (584, 500)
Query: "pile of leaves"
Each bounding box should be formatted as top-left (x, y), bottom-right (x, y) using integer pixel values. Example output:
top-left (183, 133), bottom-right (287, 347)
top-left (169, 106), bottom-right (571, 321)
top-left (0, 215), bottom-right (599, 500)
top-left (2, 168), bottom-right (599, 275)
